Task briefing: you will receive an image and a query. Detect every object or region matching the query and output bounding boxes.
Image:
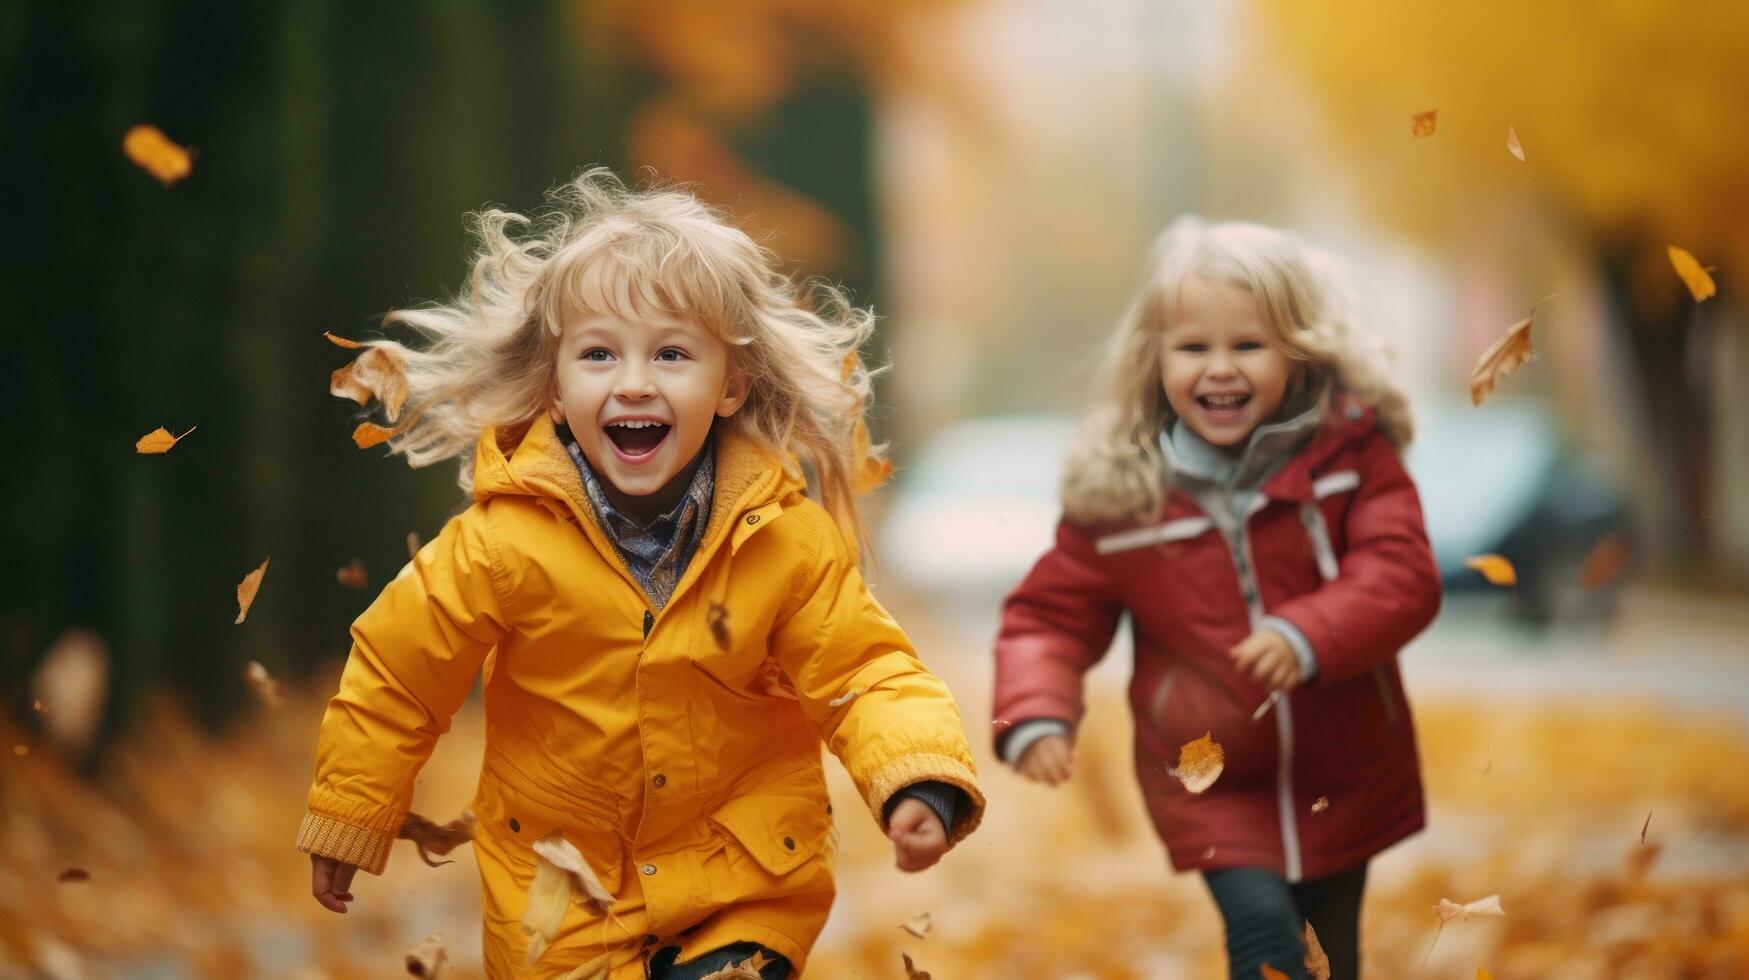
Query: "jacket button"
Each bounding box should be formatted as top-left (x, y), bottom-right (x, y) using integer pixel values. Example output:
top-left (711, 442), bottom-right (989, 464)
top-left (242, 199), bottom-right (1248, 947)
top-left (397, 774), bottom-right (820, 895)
top-left (643, 934), bottom-right (659, 947)
top-left (641, 864), bottom-right (657, 876)
top-left (745, 513), bottom-right (760, 525)
top-left (783, 836), bottom-right (796, 851)
top-left (652, 773), bottom-right (666, 788)
top-left (508, 817), bottom-right (521, 833)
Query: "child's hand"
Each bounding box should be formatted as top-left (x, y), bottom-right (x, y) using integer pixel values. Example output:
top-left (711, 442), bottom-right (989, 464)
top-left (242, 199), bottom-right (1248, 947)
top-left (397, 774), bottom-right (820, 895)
top-left (310, 854), bottom-right (359, 913)
top-left (1228, 628), bottom-right (1302, 692)
top-left (1015, 733), bottom-right (1074, 786)
top-left (887, 797), bottom-right (948, 872)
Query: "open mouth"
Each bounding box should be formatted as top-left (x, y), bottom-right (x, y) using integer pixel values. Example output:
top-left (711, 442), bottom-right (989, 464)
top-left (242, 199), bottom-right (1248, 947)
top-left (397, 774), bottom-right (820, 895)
top-left (603, 420), bottom-right (671, 458)
top-left (1196, 393), bottom-right (1251, 415)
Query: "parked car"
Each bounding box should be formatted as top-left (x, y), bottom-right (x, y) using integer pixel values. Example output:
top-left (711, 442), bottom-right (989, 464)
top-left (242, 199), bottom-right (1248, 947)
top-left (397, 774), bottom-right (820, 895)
top-left (879, 396), bottom-right (1635, 626)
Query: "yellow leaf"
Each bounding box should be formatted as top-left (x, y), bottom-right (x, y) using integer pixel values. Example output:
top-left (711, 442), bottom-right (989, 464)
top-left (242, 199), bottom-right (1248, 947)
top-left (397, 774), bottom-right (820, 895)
top-left (1507, 125), bottom-right (1525, 161)
top-left (1468, 307), bottom-right (1540, 406)
top-left (1304, 921), bottom-right (1331, 979)
top-left (244, 660), bottom-right (283, 708)
top-left (900, 912), bottom-right (933, 940)
top-left (1667, 245), bottom-right (1717, 302)
top-left (404, 933), bottom-right (447, 978)
top-left (1169, 731), bottom-right (1225, 794)
top-left (134, 425), bottom-right (196, 454)
top-left (335, 559), bottom-right (368, 590)
top-left (1465, 554), bottom-right (1517, 587)
top-left (399, 810), bottom-right (476, 868)
top-left (1411, 109), bottom-right (1438, 137)
top-left (122, 125), bottom-right (193, 186)
top-left (234, 558), bottom-right (270, 624)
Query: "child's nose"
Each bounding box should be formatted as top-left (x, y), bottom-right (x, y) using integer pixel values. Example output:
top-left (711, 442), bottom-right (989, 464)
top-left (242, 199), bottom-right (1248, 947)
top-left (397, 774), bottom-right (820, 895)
top-left (613, 364), bottom-right (658, 399)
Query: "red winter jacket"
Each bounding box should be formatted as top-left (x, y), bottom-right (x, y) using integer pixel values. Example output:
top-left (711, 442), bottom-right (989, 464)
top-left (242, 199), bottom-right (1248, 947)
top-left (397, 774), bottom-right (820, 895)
top-left (993, 403), bottom-right (1441, 882)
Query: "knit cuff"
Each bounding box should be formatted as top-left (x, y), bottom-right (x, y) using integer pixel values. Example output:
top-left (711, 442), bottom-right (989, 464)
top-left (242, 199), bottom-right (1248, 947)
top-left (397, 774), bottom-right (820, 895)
top-left (884, 780), bottom-right (963, 838)
top-left (1261, 615), bottom-right (1320, 682)
top-left (862, 752), bottom-right (984, 848)
top-left (296, 811), bottom-right (395, 875)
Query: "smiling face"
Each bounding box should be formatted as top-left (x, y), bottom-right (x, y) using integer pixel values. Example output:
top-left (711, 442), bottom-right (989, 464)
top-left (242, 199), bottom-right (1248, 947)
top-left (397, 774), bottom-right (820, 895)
top-left (1158, 275), bottom-right (1296, 449)
top-left (550, 310), bottom-right (748, 521)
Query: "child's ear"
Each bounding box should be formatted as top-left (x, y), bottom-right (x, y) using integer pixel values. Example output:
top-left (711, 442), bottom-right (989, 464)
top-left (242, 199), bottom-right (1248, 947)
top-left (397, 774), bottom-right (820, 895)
top-left (716, 369), bottom-right (751, 418)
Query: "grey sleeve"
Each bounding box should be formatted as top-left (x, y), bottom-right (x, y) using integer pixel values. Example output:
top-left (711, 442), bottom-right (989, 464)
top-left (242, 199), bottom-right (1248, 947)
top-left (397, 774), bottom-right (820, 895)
top-left (999, 717), bottom-right (1072, 766)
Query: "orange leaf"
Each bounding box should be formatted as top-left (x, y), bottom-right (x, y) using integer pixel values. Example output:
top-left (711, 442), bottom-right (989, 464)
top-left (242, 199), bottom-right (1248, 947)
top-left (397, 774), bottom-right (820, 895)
top-left (1469, 305), bottom-right (1543, 406)
top-left (134, 425), bottom-right (196, 454)
top-left (1411, 109), bottom-right (1438, 138)
top-left (1304, 921), bottom-right (1331, 979)
top-left (1667, 245), bottom-right (1717, 302)
top-left (353, 422), bottom-right (396, 449)
top-left (234, 558), bottom-right (270, 624)
top-left (122, 125), bottom-right (194, 186)
top-left (244, 660), bottom-right (283, 709)
top-left (330, 345), bottom-right (410, 419)
top-left (399, 810), bottom-right (476, 868)
top-left (1506, 125), bottom-right (1525, 161)
top-left (324, 331), bottom-right (365, 349)
top-left (1465, 554), bottom-right (1517, 587)
top-left (1260, 966), bottom-right (1290, 980)
top-left (336, 559), bottom-right (369, 590)
top-left (404, 933), bottom-right (447, 977)
top-left (1168, 731), bottom-right (1225, 794)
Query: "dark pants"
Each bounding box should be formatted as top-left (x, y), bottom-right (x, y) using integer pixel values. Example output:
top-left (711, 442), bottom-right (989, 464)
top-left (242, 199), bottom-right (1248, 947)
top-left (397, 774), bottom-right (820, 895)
top-left (649, 942), bottom-right (791, 980)
top-left (1202, 864), bottom-right (1368, 980)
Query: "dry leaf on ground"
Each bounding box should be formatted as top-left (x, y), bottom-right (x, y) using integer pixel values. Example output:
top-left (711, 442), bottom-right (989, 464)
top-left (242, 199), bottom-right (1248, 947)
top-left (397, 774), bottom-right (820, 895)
top-left (1169, 732), bottom-right (1225, 794)
top-left (1465, 555), bottom-right (1517, 587)
top-left (1469, 308), bottom-right (1540, 406)
top-left (336, 559), bottom-right (369, 590)
top-left (900, 912), bottom-right (933, 940)
top-left (244, 661), bottom-right (283, 709)
top-left (234, 558), bottom-right (270, 624)
top-left (1667, 246), bottom-right (1717, 302)
top-left (902, 952), bottom-right (931, 980)
top-left (399, 810), bottom-right (476, 868)
top-left (122, 125), bottom-right (193, 185)
top-left (1507, 126), bottom-right (1525, 161)
top-left (1304, 921), bottom-right (1330, 979)
top-left (1411, 109), bottom-right (1438, 137)
top-left (405, 933), bottom-right (446, 977)
top-left (134, 426), bottom-right (196, 454)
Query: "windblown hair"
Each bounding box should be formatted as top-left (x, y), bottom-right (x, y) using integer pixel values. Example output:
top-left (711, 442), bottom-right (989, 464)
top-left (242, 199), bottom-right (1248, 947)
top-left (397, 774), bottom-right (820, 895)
top-left (1061, 216), bottom-right (1413, 525)
top-left (372, 167), bottom-right (882, 547)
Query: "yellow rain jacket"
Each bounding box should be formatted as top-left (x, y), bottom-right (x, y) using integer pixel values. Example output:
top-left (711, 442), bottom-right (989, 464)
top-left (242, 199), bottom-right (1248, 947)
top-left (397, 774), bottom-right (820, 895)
top-left (296, 416), bottom-right (984, 977)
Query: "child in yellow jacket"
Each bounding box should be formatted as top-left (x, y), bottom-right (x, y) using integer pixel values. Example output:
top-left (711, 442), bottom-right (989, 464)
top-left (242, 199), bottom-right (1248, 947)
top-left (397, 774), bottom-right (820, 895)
top-left (298, 168), bottom-right (985, 978)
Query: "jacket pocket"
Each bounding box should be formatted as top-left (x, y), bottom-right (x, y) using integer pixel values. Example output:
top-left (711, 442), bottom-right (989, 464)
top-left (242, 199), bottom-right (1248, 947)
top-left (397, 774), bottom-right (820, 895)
top-left (709, 791), bottom-right (832, 881)
top-left (474, 776), bottom-right (625, 895)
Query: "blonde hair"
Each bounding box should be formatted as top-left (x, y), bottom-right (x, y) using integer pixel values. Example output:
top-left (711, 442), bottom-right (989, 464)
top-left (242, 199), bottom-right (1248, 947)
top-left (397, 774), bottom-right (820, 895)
top-left (369, 167), bottom-right (883, 547)
top-left (1061, 216), bottom-right (1413, 525)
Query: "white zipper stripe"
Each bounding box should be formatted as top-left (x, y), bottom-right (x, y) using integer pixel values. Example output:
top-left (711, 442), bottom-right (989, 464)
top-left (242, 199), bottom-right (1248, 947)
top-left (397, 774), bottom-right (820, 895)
top-left (1095, 516), bottom-right (1213, 554)
top-left (1312, 469), bottom-right (1360, 499)
top-left (1300, 503), bottom-right (1340, 582)
top-left (1236, 500), bottom-right (1303, 883)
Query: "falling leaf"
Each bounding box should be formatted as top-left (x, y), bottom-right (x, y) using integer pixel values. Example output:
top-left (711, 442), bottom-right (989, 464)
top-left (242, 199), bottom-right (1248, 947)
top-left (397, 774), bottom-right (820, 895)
top-left (404, 933), bottom-right (447, 977)
top-left (331, 345), bottom-right (410, 419)
top-left (134, 426), bottom-right (196, 454)
top-left (707, 602), bottom-right (731, 650)
top-left (1311, 796), bottom-right (1330, 815)
top-left (399, 810), bottom-right (476, 868)
top-left (1580, 534), bottom-right (1631, 591)
top-left (900, 912), bottom-right (933, 940)
top-left (828, 688), bottom-right (863, 708)
top-left (1304, 922), bottom-right (1331, 979)
top-left (57, 868), bottom-right (90, 884)
top-left (32, 628), bottom-right (110, 756)
top-left (1435, 895), bottom-right (1506, 923)
top-left (354, 421), bottom-right (397, 449)
top-left (524, 829), bottom-right (615, 965)
top-left (1260, 966), bottom-right (1289, 980)
top-left (1626, 810), bottom-right (1662, 878)
top-left (1465, 554), bottom-right (1517, 587)
top-left (1411, 109), bottom-right (1438, 138)
top-left (407, 531), bottom-right (423, 558)
top-left (234, 558), bottom-right (270, 624)
top-left (122, 125), bottom-right (193, 185)
top-left (1469, 301), bottom-right (1548, 406)
top-left (324, 331), bottom-right (366, 349)
top-left (1506, 126), bottom-right (1525, 161)
top-left (336, 559), bottom-right (369, 590)
top-left (1168, 732), bottom-right (1225, 794)
top-left (901, 952), bottom-right (931, 980)
top-left (244, 661), bottom-right (283, 709)
top-left (699, 951), bottom-right (770, 980)
top-left (1640, 810), bottom-right (1654, 843)
top-left (1667, 246), bottom-right (1717, 302)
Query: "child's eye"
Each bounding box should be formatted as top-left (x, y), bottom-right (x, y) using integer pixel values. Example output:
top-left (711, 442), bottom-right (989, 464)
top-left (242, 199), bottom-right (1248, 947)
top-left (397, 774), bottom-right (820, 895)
top-left (1177, 343), bottom-right (1208, 354)
top-left (655, 348), bottom-right (688, 362)
top-left (581, 348), bottom-right (613, 362)
top-left (1235, 341), bottom-right (1265, 352)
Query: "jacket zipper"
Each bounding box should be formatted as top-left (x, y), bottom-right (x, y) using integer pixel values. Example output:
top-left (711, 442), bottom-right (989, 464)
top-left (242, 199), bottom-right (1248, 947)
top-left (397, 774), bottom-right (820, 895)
top-left (1232, 499), bottom-right (1304, 883)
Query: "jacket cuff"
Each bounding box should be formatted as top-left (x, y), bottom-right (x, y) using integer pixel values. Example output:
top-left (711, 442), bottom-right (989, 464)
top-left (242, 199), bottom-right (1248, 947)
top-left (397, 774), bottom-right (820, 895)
top-left (884, 780), bottom-right (963, 837)
top-left (296, 811), bottom-right (395, 875)
top-left (999, 718), bottom-right (1072, 766)
top-left (862, 752), bottom-right (985, 849)
top-left (1261, 615), bottom-right (1319, 682)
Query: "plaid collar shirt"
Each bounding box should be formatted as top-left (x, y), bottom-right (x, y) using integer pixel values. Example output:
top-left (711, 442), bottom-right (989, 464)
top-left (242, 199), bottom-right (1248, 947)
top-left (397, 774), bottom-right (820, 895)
top-left (563, 430), bottom-right (714, 611)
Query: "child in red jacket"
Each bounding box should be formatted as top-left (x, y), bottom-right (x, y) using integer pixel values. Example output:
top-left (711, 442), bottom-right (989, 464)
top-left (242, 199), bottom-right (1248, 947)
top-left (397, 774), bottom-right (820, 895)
top-left (994, 217), bottom-right (1442, 980)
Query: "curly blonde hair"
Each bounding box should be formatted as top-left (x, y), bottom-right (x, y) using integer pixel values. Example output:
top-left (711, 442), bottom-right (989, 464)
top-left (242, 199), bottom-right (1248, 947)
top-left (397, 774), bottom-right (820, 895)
top-left (1061, 216), bottom-right (1413, 525)
top-left (363, 167), bottom-right (883, 547)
